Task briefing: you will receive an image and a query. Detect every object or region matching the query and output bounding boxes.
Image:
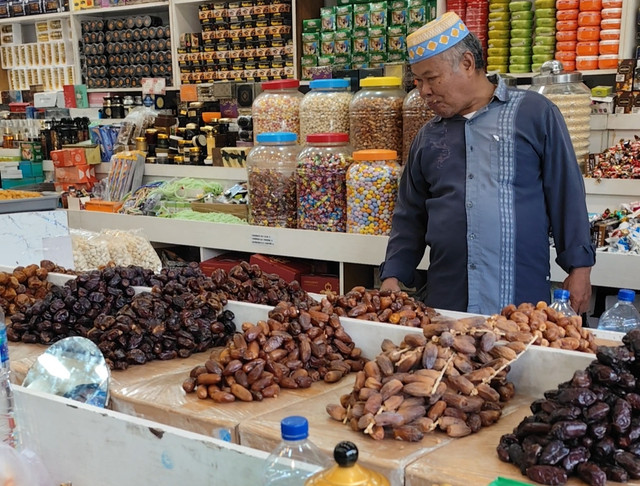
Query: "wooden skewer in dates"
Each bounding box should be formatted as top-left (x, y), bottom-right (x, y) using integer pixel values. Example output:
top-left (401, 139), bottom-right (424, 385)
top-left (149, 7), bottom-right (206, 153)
top-left (326, 315), bottom-right (533, 441)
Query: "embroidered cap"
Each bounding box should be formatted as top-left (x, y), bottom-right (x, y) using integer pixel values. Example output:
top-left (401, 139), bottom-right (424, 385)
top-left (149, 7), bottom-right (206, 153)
top-left (407, 12), bottom-right (470, 64)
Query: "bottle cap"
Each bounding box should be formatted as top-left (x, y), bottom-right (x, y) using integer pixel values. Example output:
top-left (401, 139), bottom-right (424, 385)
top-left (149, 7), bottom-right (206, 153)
top-left (553, 289), bottom-right (570, 300)
top-left (306, 133), bottom-right (349, 144)
top-left (280, 416), bottom-right (309, 440)
top-left (309, 79), bottom-right (350, 90)
top-left (618, 289), bottom-right (636, 302)
top-left (334, 441), bottom-right (358, 467)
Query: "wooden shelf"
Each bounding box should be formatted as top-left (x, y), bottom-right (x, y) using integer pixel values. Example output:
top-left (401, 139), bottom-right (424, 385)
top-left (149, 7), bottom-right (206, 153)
top-left (0, 10), bottom-right (70, 24)
top-left (71, 1), bottom-right (168, 16)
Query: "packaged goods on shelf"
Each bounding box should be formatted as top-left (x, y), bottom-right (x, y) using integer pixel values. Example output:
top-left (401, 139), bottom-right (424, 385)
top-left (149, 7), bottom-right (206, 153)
top-left (588, 201), bottom-right (640, 253)
top-left (587, 137), bottom-right (640, 179)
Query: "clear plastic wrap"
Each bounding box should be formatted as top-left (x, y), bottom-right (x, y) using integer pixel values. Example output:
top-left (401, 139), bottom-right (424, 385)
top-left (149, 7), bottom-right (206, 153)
top-left (113, 106), bottom-right (158, 154)
top-left (100, 229), bottom-right (162, 272)
top-left (70, 229), bottom-right (111, 271)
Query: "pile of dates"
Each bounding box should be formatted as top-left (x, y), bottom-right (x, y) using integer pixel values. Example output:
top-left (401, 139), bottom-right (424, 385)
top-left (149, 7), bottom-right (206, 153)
top-left (8, 265), bottom-right (156, 344)
top-left (325, 287), bottom-right (438, 327)
top-left (207, 262), bottom-right (316, 308)
top-left (498, 329), bottom-right (640, 486)
top-left (91, 289), bottom-right (233, 370)
top-left (491, 302), bottom-right (598, 354)
top-left (0, 264), bottom-right (53, 317)
top-left (326, 315), bottom-right (527, 441)
top-left (183, 299), bottom-right (367, 403)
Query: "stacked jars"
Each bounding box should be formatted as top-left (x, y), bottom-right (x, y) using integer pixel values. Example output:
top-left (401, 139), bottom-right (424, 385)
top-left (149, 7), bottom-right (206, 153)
top-left (299, 79), bottom-right (353, 145)
top-left (251, 79), bottom-right (303, 143)
top-left (402, 88), bottom-right (433, 165)
top-left (347, 149), bottom-right (400, 236)
top-left (296, 133), bottom-right (352, 232)
top-left (349, 77), bottom-right (404, 163)
top-left (247, 132), bottom-right (301, 228)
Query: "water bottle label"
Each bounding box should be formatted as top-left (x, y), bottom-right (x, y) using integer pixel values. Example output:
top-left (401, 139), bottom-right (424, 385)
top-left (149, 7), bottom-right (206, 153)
top-left (0, 327), bottom-right (8, 367)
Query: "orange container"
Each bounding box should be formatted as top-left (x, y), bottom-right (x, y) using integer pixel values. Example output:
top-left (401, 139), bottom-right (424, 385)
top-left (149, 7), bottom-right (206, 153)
top-left (579, 0), bottom-right (601, 10)
top-left (598, 54), bottom-right (618, 69)
top-left (557, 9), bottom-right (578, 20)
top-left (600, 18), bottom-right (621, 30)
top-left (600, 28), bottom-right (620, 40)
top-left (556, 0), bottom-right (579, 8)
top-left (601, 0), bottom-right (621, 7)
top-left (557, 30), bottom-right (578, 41)
top-left (576, 56), bottom-right (598, 70)
top-left (577, 26), bottom-right (600, 41)
top-left (557, 41), bottom-right (578, 51)
top-left (578, 11), bottom-right (601, 26)
top-left (600, 8), bottom-right (622, 19)
top-left (84, 200), bottom-right (123, 213)
top-left (557, 20), bottom-right (579, 30)
top-left (599, 39), bottom-right (619, 55)
top-left (556, 51), bottom-right (577, 62)
top-left (576, 41), bottom-right (598, 55)
top-left (560, 60), bottom-right (576, 71)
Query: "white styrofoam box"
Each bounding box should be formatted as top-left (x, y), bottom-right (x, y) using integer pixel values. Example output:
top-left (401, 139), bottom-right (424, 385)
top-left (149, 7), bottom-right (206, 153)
top-left (14, 386), bottom-right (270, 486)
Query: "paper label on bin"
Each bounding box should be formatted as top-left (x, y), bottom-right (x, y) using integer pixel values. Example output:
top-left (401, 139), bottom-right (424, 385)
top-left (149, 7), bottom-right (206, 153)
top-left (250, 233), bottom-right (275, 246)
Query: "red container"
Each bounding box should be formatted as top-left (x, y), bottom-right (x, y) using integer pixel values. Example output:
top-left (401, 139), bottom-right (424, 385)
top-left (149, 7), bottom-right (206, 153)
top-left (577, 26), bottom-right (600, 41)
top-left (300, 273), bottom-right (340, 295)
top-left (249, 253), bottom-right (313, 283)
top-left (576, 41), bottom-right (598, 55)
top-left (557, 9), bottom-right (579, 20)
top-left (199, 252), bottom-right (251, 276)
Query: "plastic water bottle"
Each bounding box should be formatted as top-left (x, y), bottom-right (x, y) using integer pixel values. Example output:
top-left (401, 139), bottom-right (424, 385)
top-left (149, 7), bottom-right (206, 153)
top-left (0, 306), bottom-right (17, 448)
top-left (263, 416), bottom-right (330, 486)
top-left (597, 289), bottom-right (640, 334)
top-left (549, 289), bottom-right (577, 317)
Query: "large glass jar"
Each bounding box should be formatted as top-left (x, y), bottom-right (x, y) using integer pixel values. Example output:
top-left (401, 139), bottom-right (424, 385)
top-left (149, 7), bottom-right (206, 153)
top-left (247, 132), bottom-right (301, 228)
top-left (529, 60), bottom-right (592, 170)
top-left (349, 77), bottom-right (405, 162)
top-left (402, 88), bottom-right (434, 165)
top-left (299, 79), bottom-right (353, 145)
top-left (346, 149), bottom-right (400, 235)
top-left (296, 133), bottom-right (353, 232)
top-left (252, 79), bottom-right (304, 143)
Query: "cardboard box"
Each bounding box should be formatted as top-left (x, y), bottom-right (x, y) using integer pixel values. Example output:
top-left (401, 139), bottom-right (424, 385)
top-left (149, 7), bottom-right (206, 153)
top-left (62, 144), bottom-right (101, 165)
top-left (20, 141), bottom-right (42, 162)
top-left (199, 252), bottom-right (251, 276)
top-left (54, 164), bottom-right (97, 183)
top-left (50, 149), bottom-right (73, 167)
top-left (300, 273), bottom-right (340, 295)
top-left (249, 254), bottom-right (313, 283)
top-left (63, 84), bottom-right (76, 108)
top-left (33, 91), bottom-right (60, 108)
top-left (615, 58), bottom-right (635, 94)
top-left (67, 194), bottom-right (91, 210)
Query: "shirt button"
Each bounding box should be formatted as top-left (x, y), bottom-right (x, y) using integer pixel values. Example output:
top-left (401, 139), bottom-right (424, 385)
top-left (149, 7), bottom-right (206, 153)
top-left (469, 263), bottom-right (477, 270)
top-left (469, 233), bottom-right (476, 240)
top-left (467, 202), bottom-right (473, 208)
top-left (469, 146), bottom-right (473, 152)
top-left (468, 173), bottom-right (474, 179)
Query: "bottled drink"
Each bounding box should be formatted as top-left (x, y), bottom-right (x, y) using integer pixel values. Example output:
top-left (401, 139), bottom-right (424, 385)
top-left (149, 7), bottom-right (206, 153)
top-left (263, 416), bottom-right (330, 486)
top-left (597, 289), bottom-right (640, 334)
top-left (549, 289), bottom-right (577, 317)
top-left (0, 306), bottom-right (17, 448)
top-left (305, 441), bottom-right (389, 486)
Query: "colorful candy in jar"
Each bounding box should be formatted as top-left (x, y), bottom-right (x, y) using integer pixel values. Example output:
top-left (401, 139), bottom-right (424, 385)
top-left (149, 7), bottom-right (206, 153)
top-left (347, 149), bottom-right (400, 235)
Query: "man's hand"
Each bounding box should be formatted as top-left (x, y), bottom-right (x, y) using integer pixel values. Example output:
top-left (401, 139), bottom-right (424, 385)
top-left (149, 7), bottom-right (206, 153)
top-left (563, 267), bottom-right (592, 315)
top-left (380, 277), bottom-right (401, 293)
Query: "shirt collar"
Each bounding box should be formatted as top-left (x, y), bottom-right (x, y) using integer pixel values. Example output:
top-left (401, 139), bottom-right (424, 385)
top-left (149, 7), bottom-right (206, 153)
top-left (432, 75), bottom-right (510, 123)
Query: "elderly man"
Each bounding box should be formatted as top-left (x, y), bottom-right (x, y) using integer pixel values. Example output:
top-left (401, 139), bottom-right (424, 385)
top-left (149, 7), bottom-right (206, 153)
top-left (379, 12), bottom-right (595, 315)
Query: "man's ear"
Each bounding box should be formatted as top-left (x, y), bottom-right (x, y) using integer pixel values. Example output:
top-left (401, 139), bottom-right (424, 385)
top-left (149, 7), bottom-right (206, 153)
top-left (461, 51), bottom-right (475, 73)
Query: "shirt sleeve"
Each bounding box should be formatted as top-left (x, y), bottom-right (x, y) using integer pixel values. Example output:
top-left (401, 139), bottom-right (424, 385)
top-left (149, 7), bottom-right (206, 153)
top-left (541, 103), bottom-right (596, 273)
top-left (379, 133), bottom-right (431, 286)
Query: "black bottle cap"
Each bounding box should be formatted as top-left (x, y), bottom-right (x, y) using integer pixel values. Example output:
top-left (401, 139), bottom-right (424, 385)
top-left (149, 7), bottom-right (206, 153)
top-left (334, 441), bottom-right (358, 467)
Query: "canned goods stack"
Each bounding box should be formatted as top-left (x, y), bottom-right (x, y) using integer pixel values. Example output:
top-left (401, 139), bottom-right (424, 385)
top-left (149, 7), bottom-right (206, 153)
top-left (178, 0), bottom-right (294, 85)
top-left (509, 0), bottom-right (533, 73)
top-left (465, 0), bottom-right (489, 55)
top-left (81, 16), bottom-right (172, 89)
top-left (487, 0), bottom-right (510, 72)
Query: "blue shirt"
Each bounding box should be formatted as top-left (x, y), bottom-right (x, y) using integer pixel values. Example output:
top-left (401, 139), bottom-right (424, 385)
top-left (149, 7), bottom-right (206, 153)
top-left (380, 78), bottom-right (596, 315)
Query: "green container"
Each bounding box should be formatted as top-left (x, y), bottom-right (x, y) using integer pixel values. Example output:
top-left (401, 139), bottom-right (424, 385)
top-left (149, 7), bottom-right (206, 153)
top-left (18, 161), bottom-right (44, 178)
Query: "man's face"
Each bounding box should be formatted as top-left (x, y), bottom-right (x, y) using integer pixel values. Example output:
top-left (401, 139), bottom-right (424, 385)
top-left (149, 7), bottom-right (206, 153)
top-left (411, 51), bottom-right (474, 118)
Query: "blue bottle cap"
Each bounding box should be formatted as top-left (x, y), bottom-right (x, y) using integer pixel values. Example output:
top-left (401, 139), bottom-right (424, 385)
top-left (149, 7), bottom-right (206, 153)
top-left (281, 416), bottom-right (309, 441)
top-left (309, 79), bottom-right (350, 90)
top-left (256, 132), bottom-right (297, 144)
top-left (553, 289), bottom-right (570, 300)
top-left (619, 289), bottom-right (636, 302)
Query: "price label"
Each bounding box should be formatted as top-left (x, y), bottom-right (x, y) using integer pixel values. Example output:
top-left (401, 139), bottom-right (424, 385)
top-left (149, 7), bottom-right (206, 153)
top-left (141, 78), bottom-right (166, 96)
top-left (250, 233), bottom-right (275, 246)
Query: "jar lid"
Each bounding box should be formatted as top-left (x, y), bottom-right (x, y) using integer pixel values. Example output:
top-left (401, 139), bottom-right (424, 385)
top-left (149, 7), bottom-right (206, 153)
top-left (256, 132), bottom-right (297, 143)
top-left (261, 79), bottom-right (300, 90)
top-left (306, 133), bottom-right (349, 144)
top-left (359, 76), bottom-right (402, 88)
top-left (598, 54), bottom-right (619, 59)
top-left (352, 149), bottom-right (397, 161)
top-left (309, 79), bottom-right (350, 89)
top-left (530, 59), bottom-right (583, 85)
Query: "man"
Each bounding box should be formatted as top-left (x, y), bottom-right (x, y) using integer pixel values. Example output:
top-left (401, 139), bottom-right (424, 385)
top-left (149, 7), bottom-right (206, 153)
top-left (379, 12), bottom-right (596, 315)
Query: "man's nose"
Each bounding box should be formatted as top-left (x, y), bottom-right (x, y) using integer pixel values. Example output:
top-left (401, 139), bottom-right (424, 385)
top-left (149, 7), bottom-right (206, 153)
top-left (419, 83), bottom-right (432, 98)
